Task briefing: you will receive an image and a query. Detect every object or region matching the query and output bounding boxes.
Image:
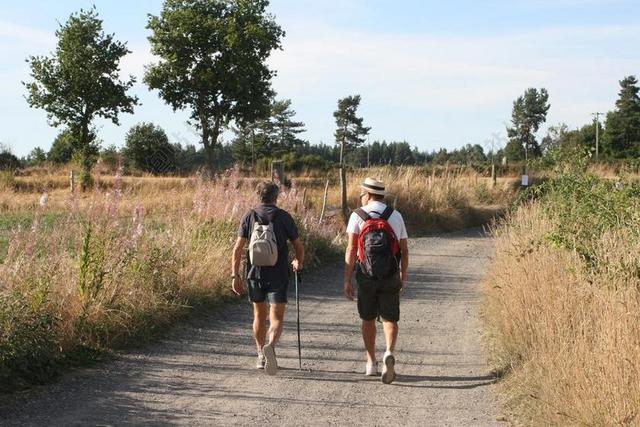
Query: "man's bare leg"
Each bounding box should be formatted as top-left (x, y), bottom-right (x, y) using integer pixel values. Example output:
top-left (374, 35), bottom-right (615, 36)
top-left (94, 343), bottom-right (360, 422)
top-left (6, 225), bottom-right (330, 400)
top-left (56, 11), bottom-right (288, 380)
top-left (362, 319), bottom-right (377, 364)
top-left (382, 320), bottom-right (398, 353)
top-left (252, 302), bottom-right (269, 353)
top-left (267, 303), bottom-right (286, 347)
top-left (263, 303), bottom-right (286, 376)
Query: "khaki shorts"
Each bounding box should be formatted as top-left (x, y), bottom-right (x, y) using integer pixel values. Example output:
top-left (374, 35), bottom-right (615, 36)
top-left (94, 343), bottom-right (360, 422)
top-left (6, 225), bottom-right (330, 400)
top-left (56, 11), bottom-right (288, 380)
top-left (356, 268), bottom-right (401, 322)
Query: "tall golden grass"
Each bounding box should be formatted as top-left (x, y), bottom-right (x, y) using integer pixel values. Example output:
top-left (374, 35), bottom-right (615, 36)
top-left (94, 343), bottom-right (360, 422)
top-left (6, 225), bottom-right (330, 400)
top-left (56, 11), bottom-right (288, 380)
top-left (0, 168), bottom-right (341, 391)
top-left (482, 175), bottom-right (640, 425)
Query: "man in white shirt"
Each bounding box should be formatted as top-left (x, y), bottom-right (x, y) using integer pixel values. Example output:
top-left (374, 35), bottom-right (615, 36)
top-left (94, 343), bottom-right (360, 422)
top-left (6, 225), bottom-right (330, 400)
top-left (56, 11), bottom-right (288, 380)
top-left (344, 178), bottom-right (409, 384)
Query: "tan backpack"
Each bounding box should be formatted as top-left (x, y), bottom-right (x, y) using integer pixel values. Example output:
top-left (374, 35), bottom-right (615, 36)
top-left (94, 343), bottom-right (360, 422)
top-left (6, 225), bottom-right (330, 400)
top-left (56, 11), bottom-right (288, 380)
top-left (248, 210), bottom-right (279, 267)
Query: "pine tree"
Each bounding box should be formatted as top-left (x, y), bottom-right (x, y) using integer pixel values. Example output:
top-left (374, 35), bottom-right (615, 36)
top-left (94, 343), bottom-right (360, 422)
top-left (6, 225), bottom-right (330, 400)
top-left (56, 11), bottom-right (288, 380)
top-left (506, 88), bottom-right (550, 162)
top-left (604, 75), bottom-right (640, 158)
top-left (333, 95), bottom-right (370, 223)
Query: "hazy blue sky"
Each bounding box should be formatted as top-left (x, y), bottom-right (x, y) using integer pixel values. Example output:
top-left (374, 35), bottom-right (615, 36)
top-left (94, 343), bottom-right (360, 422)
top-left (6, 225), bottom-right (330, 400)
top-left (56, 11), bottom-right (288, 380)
top-left (1, 0), bottom-right (639, 157)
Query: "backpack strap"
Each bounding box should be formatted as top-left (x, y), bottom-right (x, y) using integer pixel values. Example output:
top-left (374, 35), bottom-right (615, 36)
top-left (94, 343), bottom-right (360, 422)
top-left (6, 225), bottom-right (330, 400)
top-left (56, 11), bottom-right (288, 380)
top-left (354, 208), bottom-right (371, 221)
top-left (250, 209), bottom-right (264, 226)
top-left (380, 206), bottom-right (394, 221)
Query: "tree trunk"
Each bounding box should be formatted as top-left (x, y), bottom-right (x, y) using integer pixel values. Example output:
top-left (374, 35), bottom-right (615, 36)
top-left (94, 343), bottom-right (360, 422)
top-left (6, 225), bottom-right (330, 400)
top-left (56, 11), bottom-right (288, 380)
top-left (79, 121), bottom-right (92, 191)
top-left (200, 117), bottom-right (217, 173)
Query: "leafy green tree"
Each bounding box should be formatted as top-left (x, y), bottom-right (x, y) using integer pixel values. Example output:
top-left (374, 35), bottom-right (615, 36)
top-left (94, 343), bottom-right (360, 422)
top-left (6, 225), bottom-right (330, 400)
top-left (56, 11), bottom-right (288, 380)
top-left (100, 145), bottom-right (121, 172)
top-left (145, 0), bottom-right (284, 170)
top-left (603, 75), bottom-right (640, 158)
top-left (173, 144), bottom-right (206, 174)
top-left (25, 147), bottom-right (47, 166)
top-left (124, 123), bottom-right (176, 174)
top-left (24, 7), bottom-right (137, 189)
top-left (334, 94), bottom-right (370, 222)
top-left (433, 148), bottom-right (449, 165)
top-left (0, 145), bottom-right (21, 170)
top-left (48, 129), bottom-right (75, 163)
top-left (231, 126), bottom-right (253, 167)
top-left (505, 88), bottom-right (550, 163)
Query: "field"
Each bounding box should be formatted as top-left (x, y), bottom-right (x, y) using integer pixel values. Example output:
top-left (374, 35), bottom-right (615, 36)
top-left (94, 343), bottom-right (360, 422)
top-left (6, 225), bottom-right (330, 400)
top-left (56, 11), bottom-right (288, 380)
top-left (0, 164), bottom-right (516, 392)
top-left (482, 172), bottom-right (640, 425)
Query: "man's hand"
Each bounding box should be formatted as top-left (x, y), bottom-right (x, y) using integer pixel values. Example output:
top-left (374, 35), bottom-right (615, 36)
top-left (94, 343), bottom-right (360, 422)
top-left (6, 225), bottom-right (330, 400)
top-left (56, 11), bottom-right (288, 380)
top-left (400, 272), bottom-right (407, 292)
top-left (291, 259), bottom-right (303, 272)
top-left (231, 277), bottom-right (245, 296)
top-left (344, 281), bottom-right (355, 301)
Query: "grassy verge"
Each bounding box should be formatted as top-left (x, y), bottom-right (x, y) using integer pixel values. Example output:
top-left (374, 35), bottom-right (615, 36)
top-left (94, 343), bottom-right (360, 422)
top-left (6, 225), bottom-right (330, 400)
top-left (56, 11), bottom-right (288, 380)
top-left (482, 172), bottom-right (640, 425)
top-left (0, 172), bottom-right (342, 392)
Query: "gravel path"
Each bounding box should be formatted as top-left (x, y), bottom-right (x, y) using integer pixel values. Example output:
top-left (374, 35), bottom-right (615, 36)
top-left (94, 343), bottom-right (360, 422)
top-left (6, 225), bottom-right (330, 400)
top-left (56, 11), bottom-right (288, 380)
top-left (0, 229), bottom-right (502, 426)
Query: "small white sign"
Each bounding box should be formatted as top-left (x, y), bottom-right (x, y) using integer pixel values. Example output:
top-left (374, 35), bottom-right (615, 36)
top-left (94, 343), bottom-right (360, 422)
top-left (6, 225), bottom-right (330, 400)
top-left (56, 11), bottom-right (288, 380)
top-left (521, 175), bottom-right (529, 186)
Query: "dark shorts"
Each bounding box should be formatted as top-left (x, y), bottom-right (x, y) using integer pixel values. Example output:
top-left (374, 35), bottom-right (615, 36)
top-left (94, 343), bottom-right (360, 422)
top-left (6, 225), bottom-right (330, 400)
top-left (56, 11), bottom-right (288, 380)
top-left (356, 269), bottom-right (401, 322)
top-left (247, 279), bottom-right (288, 304)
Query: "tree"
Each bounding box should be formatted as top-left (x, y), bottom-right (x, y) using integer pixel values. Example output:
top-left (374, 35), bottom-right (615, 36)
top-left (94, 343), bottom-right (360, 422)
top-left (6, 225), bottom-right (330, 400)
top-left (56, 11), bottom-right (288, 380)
top-left (334, 95), bottom-right (370, 223)
top-left (47, 129), bottom-right (92, 163)
top-left (0, 145), bottom-right (21, 170)
top-left (124, 123), bottom-right (176, 174)
top-left (25, 147), bottom-right (47, 166)
top-left (145, 0), bottom-right (284, 171)
top-left (505, 88), bottom-right (550, 164)
top-left (270, 99), bottom-right (305, 157)
top-left (603, 75), bottom-right (640, 158)
top-left (231, 98), bottom-right (304, 165)
top-left (24, 7), bottom-right (138, 189)
top-left (100, 145), bottom-right (121, 172)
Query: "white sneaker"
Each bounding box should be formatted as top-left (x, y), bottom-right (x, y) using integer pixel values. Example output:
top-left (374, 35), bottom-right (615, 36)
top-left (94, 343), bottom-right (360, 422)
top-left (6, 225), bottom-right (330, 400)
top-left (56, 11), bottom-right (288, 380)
top-left (256, 353), bottom-right (266, 369)
top-left (262, 344), bottom-right (278, 376)
top-left (381, 351), bottom-right (396, 384)
top-left (365, 361), bottom-right (378, 376)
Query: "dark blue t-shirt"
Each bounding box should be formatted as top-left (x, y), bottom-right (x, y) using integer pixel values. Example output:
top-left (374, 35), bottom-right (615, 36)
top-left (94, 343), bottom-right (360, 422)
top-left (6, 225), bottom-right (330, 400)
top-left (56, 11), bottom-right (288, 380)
top-left (238, 204), bottom-right (299, 283)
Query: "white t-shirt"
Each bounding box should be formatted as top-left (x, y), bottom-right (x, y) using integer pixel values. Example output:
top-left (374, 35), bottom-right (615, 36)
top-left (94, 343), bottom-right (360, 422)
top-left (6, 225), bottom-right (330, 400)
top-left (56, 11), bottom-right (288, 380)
top-left (345, 201), bottom-right (408, 240)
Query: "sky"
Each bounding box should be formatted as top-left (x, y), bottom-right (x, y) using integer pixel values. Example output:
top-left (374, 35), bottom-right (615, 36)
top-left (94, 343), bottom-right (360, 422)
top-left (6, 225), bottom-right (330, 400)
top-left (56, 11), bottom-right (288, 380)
top-left (1, 0), bottom-right (639, 157)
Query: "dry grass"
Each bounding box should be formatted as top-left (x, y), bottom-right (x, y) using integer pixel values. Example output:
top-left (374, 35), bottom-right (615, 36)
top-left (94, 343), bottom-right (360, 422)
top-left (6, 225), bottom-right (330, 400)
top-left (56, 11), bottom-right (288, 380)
top-left (349, 166), bottom-right (517, 232)
top-left (0, 168), bottom-right (341, 391)
top-left (482, 177), bottom-right (640, 426)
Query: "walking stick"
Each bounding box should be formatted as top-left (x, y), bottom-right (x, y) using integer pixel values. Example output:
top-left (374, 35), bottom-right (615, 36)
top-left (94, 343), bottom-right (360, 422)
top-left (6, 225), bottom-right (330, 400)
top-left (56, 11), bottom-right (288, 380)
top-left (295, 270), bottom-right (302, 370)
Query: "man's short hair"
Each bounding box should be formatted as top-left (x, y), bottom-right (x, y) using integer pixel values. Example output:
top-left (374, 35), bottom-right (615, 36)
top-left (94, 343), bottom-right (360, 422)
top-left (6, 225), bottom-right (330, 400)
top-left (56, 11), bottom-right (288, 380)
top-left (368, 192), bottom-right (385, 201)
top-left (256, 181), bottom-right (279, 204)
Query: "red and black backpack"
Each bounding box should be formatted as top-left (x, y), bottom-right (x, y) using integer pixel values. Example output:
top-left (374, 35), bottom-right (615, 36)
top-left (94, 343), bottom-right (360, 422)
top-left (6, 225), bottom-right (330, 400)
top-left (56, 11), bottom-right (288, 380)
top-left (355, 206), bottom-right (401, 279)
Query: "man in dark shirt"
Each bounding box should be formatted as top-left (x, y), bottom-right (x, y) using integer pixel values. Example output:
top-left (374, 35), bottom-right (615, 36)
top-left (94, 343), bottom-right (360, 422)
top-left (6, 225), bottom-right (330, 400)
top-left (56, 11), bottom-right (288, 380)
top-left (231, 181), bottom-right (305, 375)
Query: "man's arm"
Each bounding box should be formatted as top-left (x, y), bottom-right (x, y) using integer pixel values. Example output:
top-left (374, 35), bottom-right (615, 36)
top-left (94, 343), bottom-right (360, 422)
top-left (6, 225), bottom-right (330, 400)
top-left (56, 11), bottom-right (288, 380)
top-left (231, 236), bottom-right (247, 295)
top-left (399, 238), bottom-right (409, 289)
top-left (343, 233), bottom-right (358, 300)
top-left (291, 238), bottom-right (305, 271)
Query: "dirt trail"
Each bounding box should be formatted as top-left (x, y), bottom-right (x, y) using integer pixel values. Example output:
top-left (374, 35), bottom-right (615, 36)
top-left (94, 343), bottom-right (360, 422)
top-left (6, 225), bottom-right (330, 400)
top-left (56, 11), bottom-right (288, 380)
top-left (0, 229), bottom-right (502, 426)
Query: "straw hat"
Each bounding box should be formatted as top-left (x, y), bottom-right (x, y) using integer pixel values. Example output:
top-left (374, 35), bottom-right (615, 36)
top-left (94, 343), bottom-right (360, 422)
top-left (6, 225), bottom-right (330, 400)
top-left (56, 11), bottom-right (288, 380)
top-left (361, 177), bottom-right (386, 196)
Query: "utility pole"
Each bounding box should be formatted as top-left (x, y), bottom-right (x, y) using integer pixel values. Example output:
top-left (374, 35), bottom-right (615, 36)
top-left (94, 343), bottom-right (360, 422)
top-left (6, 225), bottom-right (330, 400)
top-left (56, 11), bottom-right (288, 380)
top-left (591, 112), bottom-right (602, 162)
top-left (367, 135), bottom-right (370, 168)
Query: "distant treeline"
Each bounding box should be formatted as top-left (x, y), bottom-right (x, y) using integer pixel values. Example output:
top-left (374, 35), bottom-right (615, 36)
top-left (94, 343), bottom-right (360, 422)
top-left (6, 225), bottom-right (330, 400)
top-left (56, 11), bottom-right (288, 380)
top-left (4, 133), bottom-right (492, 175)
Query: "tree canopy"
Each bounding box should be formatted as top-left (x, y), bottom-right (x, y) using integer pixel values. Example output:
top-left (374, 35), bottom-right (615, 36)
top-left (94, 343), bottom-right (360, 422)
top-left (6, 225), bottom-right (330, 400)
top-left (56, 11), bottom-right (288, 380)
top-left (604, 75), bottom-right (640, 158)
top-left (505, 88), bottom-right (550, 162)
top-left (24, 7), bottom-right (137, 188)
top-left (145, 0), bottom-right (284, 170)
top-left (124, 123), bottom-right (176, 174)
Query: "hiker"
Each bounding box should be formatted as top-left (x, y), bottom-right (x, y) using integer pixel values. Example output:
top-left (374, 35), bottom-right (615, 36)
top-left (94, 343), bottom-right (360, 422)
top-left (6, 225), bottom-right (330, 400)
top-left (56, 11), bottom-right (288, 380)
top-left (344, 177), bottom-right (409, 384)
top-left (231, 181), bottom-right (304, 376)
